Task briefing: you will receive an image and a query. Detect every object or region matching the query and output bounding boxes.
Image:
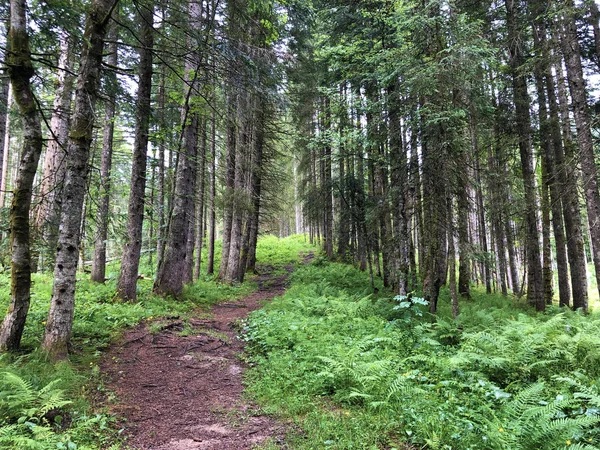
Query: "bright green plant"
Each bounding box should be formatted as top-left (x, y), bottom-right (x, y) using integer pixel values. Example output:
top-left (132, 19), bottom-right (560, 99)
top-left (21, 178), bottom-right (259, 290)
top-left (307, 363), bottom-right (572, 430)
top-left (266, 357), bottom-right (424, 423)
top-left (244, 260), bottom-right (600, 449)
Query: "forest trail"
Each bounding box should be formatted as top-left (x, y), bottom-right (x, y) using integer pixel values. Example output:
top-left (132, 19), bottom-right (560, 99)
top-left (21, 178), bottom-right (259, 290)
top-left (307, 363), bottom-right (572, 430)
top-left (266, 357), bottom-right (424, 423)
top-left (100, 261), bottom-right (303, 449)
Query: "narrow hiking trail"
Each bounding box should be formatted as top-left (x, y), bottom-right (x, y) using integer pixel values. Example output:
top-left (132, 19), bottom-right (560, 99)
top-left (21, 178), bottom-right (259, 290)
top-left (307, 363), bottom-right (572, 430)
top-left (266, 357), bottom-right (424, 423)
top-left (100, 264), bottom-right (298, 450)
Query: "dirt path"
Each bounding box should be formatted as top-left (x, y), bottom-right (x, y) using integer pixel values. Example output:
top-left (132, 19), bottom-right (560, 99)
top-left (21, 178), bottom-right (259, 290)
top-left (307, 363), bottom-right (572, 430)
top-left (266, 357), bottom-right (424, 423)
top-left (100, 265), bottom-right (295, 450)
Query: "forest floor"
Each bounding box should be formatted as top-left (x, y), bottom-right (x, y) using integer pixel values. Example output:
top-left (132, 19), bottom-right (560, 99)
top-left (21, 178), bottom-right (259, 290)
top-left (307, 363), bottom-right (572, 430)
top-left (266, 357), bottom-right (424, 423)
top-left (99, 261), bottom-right (303, 450)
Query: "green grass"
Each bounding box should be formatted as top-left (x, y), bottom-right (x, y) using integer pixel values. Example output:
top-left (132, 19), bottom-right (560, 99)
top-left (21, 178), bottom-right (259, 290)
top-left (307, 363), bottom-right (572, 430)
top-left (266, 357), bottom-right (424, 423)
top-left (244, 259), bottom-right (600, 450)
top-left (0, 234), bottom-right (316, 450)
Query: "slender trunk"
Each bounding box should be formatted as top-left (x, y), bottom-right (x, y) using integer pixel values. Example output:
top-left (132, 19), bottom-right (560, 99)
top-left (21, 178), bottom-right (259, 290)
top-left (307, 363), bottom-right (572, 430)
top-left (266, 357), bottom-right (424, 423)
top-left (0, 0), bottom-right (44, 351)
top-left (246, 102), bottom-right (264, 274)
top-left (91, 22), bottom-right (117, 282)
top-left (474, 145), bottom-right (491, 294)
top-left (447, 195), bottom-right (459, 319)
top-left (532, 17), bottom-right (569, 306)
top-left (356, 113), bottom-right (367, 272)
top-left (154, 111), bottom-right (198, 296)
top-left (219, 92), bottom-right (237, 279)
top-left (488, 146), bottom-right (508, 296)
top-left (337, 85), bottom-right (349, 259)
top-left (546, 45), bottom-right (587, 308)
top-left (156, 63), bottom-right (167, 269)
top-left (207, 109), bottom-right (216, 275)
top-left (35, 32), bottom-right (74, 272)
top-left (0, 81), bottom-right (7, 181)
top-left (559, 3), bottom-right (596, 311)
top-left (589, 1), bottom-right (600, 71)
top-left (540, 155), bottom-right (554, 305)
top-left (193, 119), bottom-right (207, 281)
top-left (410, 116), bottom-right (424, 277)
top-left (506, 0), bottom-right (544, 310)
top-left (42, 0), bottom-right (118, 359)
top-left (117, 5), bottom-right (154, 301)
top-left (225, 93), bottom-right (250, 282)
top-left (389, 84), bottom-right (409, 294)
top-left (421, 110), bottom-right (447, 314)
top-left (323, 96), bottom-right (334, 259)
top-left (456, 156), bottom-right (471, 299)
top-left (0, 86), bottom-right (12, 210)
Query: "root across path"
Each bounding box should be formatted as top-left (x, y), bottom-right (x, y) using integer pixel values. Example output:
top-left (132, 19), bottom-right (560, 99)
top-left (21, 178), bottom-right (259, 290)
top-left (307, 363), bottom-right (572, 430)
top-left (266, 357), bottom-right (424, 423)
top-left (100, 265), bottom-right (295, 450)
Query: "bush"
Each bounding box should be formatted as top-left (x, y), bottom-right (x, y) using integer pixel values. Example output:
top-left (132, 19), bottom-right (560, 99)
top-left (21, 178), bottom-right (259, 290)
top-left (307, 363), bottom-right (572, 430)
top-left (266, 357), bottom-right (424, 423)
top-left (244, 261), bottom-right (600, 449)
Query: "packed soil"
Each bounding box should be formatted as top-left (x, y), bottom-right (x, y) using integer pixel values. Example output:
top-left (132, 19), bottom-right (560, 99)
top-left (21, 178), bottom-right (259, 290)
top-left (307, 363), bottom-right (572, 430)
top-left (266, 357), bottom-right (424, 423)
top-left (100, 264), bottom-right (297, 450)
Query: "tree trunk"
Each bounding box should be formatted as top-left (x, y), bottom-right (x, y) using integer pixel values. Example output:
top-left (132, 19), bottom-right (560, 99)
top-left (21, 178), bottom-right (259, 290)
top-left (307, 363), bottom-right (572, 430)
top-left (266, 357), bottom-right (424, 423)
top-left (505, 0), bottom-right (544, 310)
top-left (447, 195), bottom-right (459, 319)
top-left (117, 5), bottom-right (153, 301)
top-left (207, 109), bottom-right (216, 275)
top-left (456, 156), bottom-right (471, 299)
top-left (410, 115), bottom-right (424, 278)
top-left (218, 91), bottom-right (237, 279)
top-left (0, 81), bottom-right (8, 182)
top-left (193, 118), bottom-right (207, 281)
top-left (588, 1), bottom-right (600, 71)
top-left (474, 140), bottom-right (491, 294)
top-left (154, 0), bottom-right (201, 296)
top-left (547, 46), bottom-right (588, 308)
top-left (0, 85), bottom-right (12, 210)
top-left (323, 96), bottom-right (334, 259)
top-left (42, 0), bottom-right (118, 360)
top-left (225, 92), bottom-right (250, 283)
top-left (0, 0), bottom-right (43, 351)
top-left (245, 102), bottom-right (264, 274)
top-left (560, 2), bottom-right (597, 311)
top-left (35, 32), bottom-right (74, 272)
top-left (532, 17), bottom-right (569, 306)
top-left (389, 84), bottom-right (409, 295)
top-left (91, 21), bottom-right (117, 283)
top-left (156, 63), bottom-right (167, 269)
top-left (355, 110), bottom-right (367, 272)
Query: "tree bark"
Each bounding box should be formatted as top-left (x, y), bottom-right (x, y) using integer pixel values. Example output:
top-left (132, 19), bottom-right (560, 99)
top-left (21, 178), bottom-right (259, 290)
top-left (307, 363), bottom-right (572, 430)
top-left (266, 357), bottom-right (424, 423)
top-left (117, 4), bottom-right (153, 301)
top-left (91, 21), bottom-right (117, 283)
top-left (156, 63), bottom-right (167, 269)
top-left (154, 0), bottom-right (201, 296)
top-left (456, 154), bottom-right (471, 299)
top-left (588, 1), bottom-right (600, 71)
top-left (225, 91), bottom-right (250, 282)
top-left (389, 84), bottom-right (409, 295)
top-left (546, 47), bottom-right (588, 308)
top-left (245, 101), bottom-right (264, 274)
top-left (218, 91), bottom-right (237, 279)
top-left (0, 81), bottom-right (8, 182)
top-left (532, 17), bottom-right (569, 306)
top-left (0, 86), bottom-right (12, 210)
top-left (559, 2), bottom-right (597, 311)
top-left (193, 118), bottom-right (207, 281)
top-left (505, 0), bottom-right (544, 310)
top-left (0, 0), bottom-right (43, 351)
top-left (447, 195), bottom-right (459, 319)
top-left (35, 32), bottom-right (74, 272)
top-left (207, 109), bottom-right (216, 275)
top-left (323, 96), bottom-right (334, 259)
top-left (42, 0), bottom-right (118, 359)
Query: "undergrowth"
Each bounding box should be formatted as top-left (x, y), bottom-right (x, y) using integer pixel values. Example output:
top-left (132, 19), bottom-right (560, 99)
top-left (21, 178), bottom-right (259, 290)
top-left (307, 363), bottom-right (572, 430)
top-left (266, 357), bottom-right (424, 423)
top-left (244, 259), bottom-right (600, 449)
top-left (0, 235), bottom-right (314, 449)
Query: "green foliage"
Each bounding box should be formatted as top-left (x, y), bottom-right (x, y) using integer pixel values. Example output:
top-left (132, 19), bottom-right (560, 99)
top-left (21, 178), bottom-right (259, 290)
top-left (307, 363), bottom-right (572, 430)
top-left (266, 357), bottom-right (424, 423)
top-left (244, 261), bottom-right (600, 449)
top-left (0, 358), bottom-right (120, 450)
top-left (255, 234), bottom-right (316, 269)
top-left (0, 235), bottom-right (315, 449)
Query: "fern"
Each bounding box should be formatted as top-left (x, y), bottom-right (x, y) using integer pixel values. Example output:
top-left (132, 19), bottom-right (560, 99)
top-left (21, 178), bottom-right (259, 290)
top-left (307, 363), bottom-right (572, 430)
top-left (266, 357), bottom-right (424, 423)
top-left (490, 382), bottom-right (600, 450)
top-left (0, 372), bottom-right (71, 422)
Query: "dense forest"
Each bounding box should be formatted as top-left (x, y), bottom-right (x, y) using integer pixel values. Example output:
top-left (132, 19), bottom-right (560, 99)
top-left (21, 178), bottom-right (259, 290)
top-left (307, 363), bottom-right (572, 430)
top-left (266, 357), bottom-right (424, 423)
top-left (2, 0), bottom-right (600, 448)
